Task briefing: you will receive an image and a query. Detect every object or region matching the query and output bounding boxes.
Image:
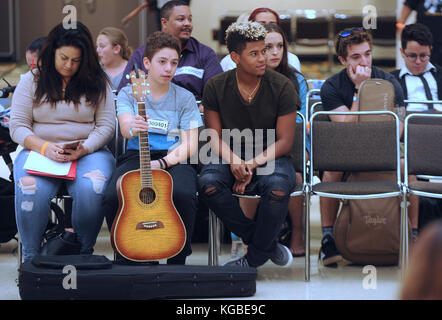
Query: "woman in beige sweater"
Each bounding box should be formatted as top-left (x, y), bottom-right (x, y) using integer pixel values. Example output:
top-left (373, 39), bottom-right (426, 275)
top-left (10, 22), bottom-right (115, 262)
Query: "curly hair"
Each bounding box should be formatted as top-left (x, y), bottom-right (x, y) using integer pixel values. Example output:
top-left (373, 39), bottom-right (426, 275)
top-left (144, 31), bottom-right (182, 60)
top-left (225, 21), bottom-right (267, 54)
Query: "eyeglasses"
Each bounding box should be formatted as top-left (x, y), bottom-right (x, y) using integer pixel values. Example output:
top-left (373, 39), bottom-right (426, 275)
top-left (404, 53), bottom-right (431, 62)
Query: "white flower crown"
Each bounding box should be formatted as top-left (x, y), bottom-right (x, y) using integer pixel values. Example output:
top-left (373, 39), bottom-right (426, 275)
top-left (225, 21), bottom-right (267, 42)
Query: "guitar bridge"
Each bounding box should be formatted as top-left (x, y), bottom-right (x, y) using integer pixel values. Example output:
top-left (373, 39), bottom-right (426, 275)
top-left (136, 221), bottom-right (164, 230)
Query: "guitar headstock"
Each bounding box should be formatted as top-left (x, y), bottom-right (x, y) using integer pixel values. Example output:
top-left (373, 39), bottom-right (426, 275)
top-left (126, 67), bottom-right (149, 102)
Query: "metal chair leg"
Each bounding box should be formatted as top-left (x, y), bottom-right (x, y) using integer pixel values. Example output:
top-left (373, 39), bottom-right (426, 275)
top-left (400, 192), bottom-right (409, 278)
top-left (208, 209), bottom-right (219, 266)
top-left (304, 191), bottom-right (311, 282)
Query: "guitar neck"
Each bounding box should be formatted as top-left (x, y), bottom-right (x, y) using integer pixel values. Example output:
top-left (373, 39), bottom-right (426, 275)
top-left (137, 102), bottom-right (153, 187)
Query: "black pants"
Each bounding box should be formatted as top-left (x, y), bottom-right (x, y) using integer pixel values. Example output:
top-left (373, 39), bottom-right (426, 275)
top-left (103, 150), bottom-right (198, 265)
top-left (198, 156), bottom-right (296, 267)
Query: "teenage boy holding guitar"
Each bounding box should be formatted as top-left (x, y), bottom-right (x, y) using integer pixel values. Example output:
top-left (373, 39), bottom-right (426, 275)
top-left (103, 31), bottom-right (203, 265)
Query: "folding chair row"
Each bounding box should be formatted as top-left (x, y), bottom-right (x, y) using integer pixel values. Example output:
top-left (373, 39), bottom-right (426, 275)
top-left (404, 112), bottom-right (442, 206)
top-left (308, 110), bottom-right (404, 274)
top-left (209, 108), bottom-right (439, 281)
top-left (306, 110), bottom-right (442, 280)
top-left (404, 99), bottom-right (442, 117)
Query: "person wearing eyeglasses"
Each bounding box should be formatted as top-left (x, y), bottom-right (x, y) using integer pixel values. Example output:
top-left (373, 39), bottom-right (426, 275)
top-left (397, 0), bottom-right (442, 67)
top-left (391, 23), bottom-right (442, 112)
top-left (318, 27), bottom-right (409, 267)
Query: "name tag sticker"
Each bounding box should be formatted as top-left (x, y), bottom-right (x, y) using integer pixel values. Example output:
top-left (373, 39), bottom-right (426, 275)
top-left (148, 119), bottom-right (169, 134)
top-left (175, 66), bottom-right (205, 79)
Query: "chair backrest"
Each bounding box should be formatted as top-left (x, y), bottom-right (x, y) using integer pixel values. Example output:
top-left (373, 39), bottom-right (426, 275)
top-left (295, 11), bottom-right (330, 45)
top-left (306, 79), bottom-right (324, 121)
top-left (310, 111), bottom-right (399, 174)
top-left (405, 103), bottom-right (442, 117)
top-left (405, 113), bottom-right (442, 177)
top-left (309, 101), bottom-right (329, 122)
top-left (107, 94), bottom-right (126, 159)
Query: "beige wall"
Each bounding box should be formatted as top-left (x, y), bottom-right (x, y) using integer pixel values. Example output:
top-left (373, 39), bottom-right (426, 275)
top-left (16, 0), bottom-right (399, 61)
top-left (190, 0), bottom-right (398, 51)
top-left (17, 0), bottom-right (141, 61)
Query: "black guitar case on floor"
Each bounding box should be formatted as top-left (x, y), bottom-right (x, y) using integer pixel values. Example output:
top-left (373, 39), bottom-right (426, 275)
top-left (18, 255), bottom-right (257, 300)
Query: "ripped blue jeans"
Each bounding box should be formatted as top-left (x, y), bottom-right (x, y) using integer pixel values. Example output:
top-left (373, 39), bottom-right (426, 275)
top-left (198, 156), bottom-right (296, 267)
top-left (14, 148), bottom-right (115, 262)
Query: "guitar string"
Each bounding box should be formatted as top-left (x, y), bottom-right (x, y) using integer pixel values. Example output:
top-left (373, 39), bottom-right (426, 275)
top-left (133, 73), bottom-right (155, 203)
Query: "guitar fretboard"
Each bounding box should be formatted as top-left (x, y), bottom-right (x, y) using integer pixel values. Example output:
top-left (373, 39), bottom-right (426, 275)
top-left (137, 102), bottom-right (153, 187)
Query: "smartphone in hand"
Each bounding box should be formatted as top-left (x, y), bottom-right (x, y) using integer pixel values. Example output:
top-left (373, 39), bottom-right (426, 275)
top-left (62, 141), bottom-right (81, 151)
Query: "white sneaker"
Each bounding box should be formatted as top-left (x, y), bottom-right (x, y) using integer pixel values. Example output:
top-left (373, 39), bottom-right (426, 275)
top-left (270, 243), bottom-right (293, 267)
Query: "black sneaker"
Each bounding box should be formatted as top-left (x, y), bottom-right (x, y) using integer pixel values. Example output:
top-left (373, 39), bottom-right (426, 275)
top-left (319, 234), bottom-right (342, 267)
top-left (222, 256), bottom-right (250, 267)
top-left (270, 243), bottom-right (293, 267)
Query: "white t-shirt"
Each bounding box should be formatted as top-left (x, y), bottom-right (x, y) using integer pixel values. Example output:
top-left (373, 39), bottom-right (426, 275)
top-left (220, 52), bottom-right (301, 72)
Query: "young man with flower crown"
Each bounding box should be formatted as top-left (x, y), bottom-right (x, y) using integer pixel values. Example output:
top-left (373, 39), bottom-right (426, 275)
top-left (198, 22), bottom-right (300, 268)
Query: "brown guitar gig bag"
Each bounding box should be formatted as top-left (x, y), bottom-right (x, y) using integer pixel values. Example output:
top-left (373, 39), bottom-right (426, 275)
top-left (334, 172), bottom-right (405, 265)
top-left (333, 79), bottom-right (411, 265)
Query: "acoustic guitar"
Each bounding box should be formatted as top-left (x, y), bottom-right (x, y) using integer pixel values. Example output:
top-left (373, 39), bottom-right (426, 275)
top-left (110, 68), bottom-right (186, 262)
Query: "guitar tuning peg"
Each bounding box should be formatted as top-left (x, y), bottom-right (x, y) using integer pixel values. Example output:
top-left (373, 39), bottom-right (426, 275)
top-left (125, 74), bottom-right (130, 79)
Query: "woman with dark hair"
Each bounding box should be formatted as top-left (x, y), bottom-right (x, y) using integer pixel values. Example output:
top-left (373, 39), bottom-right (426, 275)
top-left (220, 7), bottom-right (301, 72)
top-left (264, 24), bottom-right (306, 94)
top-left (10, 21), bottom-right (116, 262)
top-left (237, 23), bottom-right (308, 258)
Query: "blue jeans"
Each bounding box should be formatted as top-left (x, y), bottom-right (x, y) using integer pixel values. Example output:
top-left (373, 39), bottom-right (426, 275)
top-left (14, 148), bottom-right (115, 262)
top-left (198, 156), bottom-right (296, 267)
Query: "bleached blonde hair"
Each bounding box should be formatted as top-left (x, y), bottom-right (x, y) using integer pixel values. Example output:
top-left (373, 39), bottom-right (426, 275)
top-left (225, 21), bottom-right (267, 53)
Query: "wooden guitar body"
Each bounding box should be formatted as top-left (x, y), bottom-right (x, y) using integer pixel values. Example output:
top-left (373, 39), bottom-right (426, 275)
top-left (111, 168), bottom-right (186, 262)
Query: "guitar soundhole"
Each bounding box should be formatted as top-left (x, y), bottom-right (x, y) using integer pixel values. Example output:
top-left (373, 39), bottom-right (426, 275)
top-left (139, 187), bottom-right (156, 204)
